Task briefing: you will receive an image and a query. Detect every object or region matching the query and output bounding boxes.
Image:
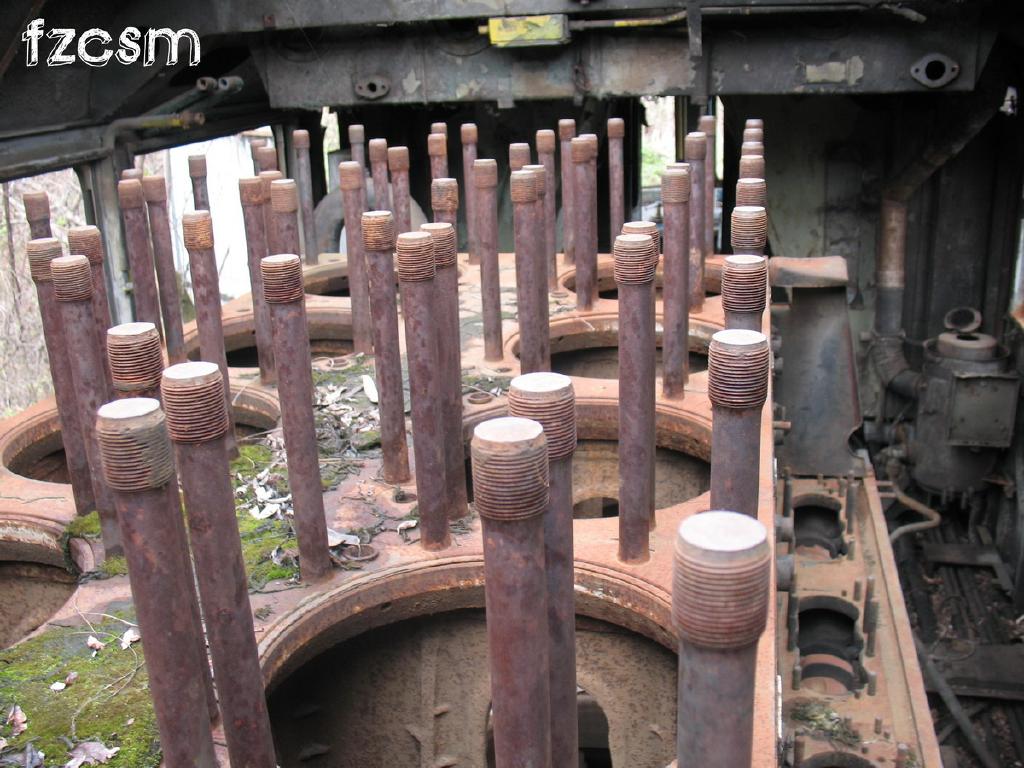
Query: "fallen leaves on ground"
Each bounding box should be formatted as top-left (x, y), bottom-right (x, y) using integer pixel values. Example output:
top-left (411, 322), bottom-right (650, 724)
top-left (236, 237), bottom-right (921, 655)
top-left (64, 741), bottom-right (119, 767)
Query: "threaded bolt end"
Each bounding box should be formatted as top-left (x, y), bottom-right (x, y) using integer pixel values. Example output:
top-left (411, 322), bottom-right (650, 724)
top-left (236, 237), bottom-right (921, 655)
top-left (23, 191), bottom-right (50, 222)
top-left (607, 117), bottom-right (625, 139)
top-left (27, 237), bottom-right (62, 282)
top-left (743, 127), bottom-right (763, 143)
top-left (745, 118), bottom-right (764, 130)
top-left (396, 231), bottom-right (436, 282)
top-left (474, 159), bottom-right (498, 188)
top-left (117, 179), bottom-right (145, 209)
top-left (698, 114), bottom-right (716, 137)
top-left (558, 119), bottom-right (576, 140)
top-left (238, 177), bottom-right (266, 206)
top-left (721, 255), bottom-right (768, 314)
top-left (368, 138), bottom-right (388, 163)
top-left (255, 146), bottom-right (278, 171)
top-left (741, 141), bottom-right (764, 157)
top-left (731, 206), bottom-right (768, 252)
top-left (431, 178), bottom-right (459, 212)
top-left (188, 155), bottom-right (207, 178)
top-left (141, 175), bottom-right (167, 203)
top-left (161, 361), bottom-right (230, 442)
top-left (707, 329), bottom-right (770, 409)
top-left (338, 161), bottom-right (364, 190)
top-left (570, 137), bottom-right (591, 164)
top-left (121, 169), bottom-right (143, 181)
top-left (51, 255), bottom-right (92, 301)
top-left (107, 323), bottom-right (163, 393)
top-left (68, 226), bottom-right (105, 266)
top-left (431, 122), bottom-right (448, 137)
top-left (387, 146), bottom-right (410, 172)
top-left (427, 132), bottom-right (447, 158)
top-left (684, 132), bottom-right (707, 161)
top-left (261, 254), bottom-right (305, 303)
top-left (182, 211), bottom-right (214, 250)
top-left (613, 234), bottom-right (659, 285)
top-left (461, 123), bottom-right (478, 144)
top-left (348, 124), bottom-right (365, 143)
top-left (362, 211), bottom-right (395, 251)
top-left (736, 178), bottom-right (767, 208)
top-left (739, 156), bottom-right (765, 180)
top-left (509, 170), bottom-right (536, 203)
top-left (536, 129), bottom-right (556, 154)
top-left (420, 222), bottom-right (457, 267)
top-left (524, 164), bottom-right (546, 198)
top-left (621, 220), bottom-right (659, 249)
top-left (293, 129), bottom-right (310, 149)
top-left (508, 143), bottom-right (531, 171)
top-left (471, 417), bottom-right (549, 521)
top-left (508, 373), bottom-right (576, 460)
top-left (661, 167), bottom-right (691, 204)
top-left (580, 134), bottom-right (598, 155)
top-left (96, 398), bottom-right (176, 491)
top-left (270, 179), bottom-right (299, 213)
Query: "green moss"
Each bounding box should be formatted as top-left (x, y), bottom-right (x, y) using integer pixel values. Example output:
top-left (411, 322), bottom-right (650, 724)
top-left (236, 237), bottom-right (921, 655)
top-left (98, 556), bottom-right (128, 578)
top-left (66, 512), bottom-right (101, 539)
top-left (790, 701), bottom-right (859, 747)
top-left (462, 373), bottom-right (512, 397)
top-left (0, 617), bottom-right (160, 767)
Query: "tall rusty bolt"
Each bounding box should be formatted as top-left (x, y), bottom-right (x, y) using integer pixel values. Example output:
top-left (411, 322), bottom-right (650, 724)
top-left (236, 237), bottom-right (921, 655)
top-left (388, 147), bottom-right (413, 236)
top-left (118, 179), bottom-right (163, 330)
top-left (431, 121), bottom-right (448, 137)
top-left (26, 238), bottom-right (95, 516)
top-left (474, 159), bottom-right (503, 361)
top-left (699, 115), bottom-right (717, 255)
top-left (271, 179), bottom-right (302, 256)
top-left (421, 222), bottom-right (470, 518)
top-left (339, 161), bottom-right (373, 354)
top-left (508, 372), bottom-right (578, 767)
top-left (571, 135), bottom-right (598, 310)
top-left (181, 211), bottom-right (238, 457)
top-left (95, 398), bottom-right (217, 767)
top-left (428, 132), bottom-right (448, 181)
top-left (471, 417), bottom-right (552, 768)
top-left (50, 255), bottom-right (120, 552)
top-left (396, 232), bottom-right (450, 549)
top-left (431, 176), bottom-right (459, 229)
top-left (615, 234), bottom-right (659, 563)
top-left (349, 124), bottom-right (366, 173)
top-left (722, 255), bottom-right (768, 332)
top-left (558, 119), bottom-right (577, 264)
top-left (536, 129), bottom-right (558, 289)
top-left (525, 163), bottom-right (557, 297)
top-left (511, 170), bottom-right (550, 374)
top-left (254, 144), bottom-right (279, 173)
top-left (736, 178), bottom-right (767, 208)
top-left (674, 510), bottom-right (771, 768)
top-left (461, 124), bottom-right (480, 265)
top-left (140, 176), bottom-right (187, 364)
top-left (739, 155), bottom-right (766, 181)
top-left (608, 117), bottom-right (625, 242)
top-left (259, 169), bottom-right (285, 255)
top-left (731, 205), bottom-right (768, 258)
top-left (362, 211), bottom-right (412, 483)
top-left (369, 138), bottom-right (391, 213)
top-left (260, 254), bottom-right (334, 581)
top-left (509, 142), bottom-right (531, 173)
top-left (661, 166), bottom-right (691, 399)
top-left (67, 225), bottom-right (115, 387)
top-left (23, 191), bottom-right (52, 239)
top-left (708, 329), bottom-right (770, 517)
top-left (293, 128), bottom-right (320, 264)
top-left (162, 362), bottom-right (278, 768)
top-left (107, 322), bottom-right (163, 399)
top-left (249, 137), bottom-right (267, 174)
top-left (238, 177), bottom-right (277, 384)
top-left (188, 155), bottom-right (210, 211)
top-left (684, 133), bottom-right (708, 312)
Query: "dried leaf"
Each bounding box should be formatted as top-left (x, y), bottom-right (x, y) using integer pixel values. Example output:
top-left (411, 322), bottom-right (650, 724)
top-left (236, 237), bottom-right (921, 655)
top-left (85, 636), bottom-right (105, 654)
top-left (64, 672), bottom-right (78, 687)
top-left (49, 681), bottom-right (66, 692)
top-left (119, 628), bottom-right (140, 650)
top-left (5, 705), bottom-right (26, 737)
top-left (362, 375), bottom-right (379, 403)
top-left (64, 741), bottom-right (120, 768)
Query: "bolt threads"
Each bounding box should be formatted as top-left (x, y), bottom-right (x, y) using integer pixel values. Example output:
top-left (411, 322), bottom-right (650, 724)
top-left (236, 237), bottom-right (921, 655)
top-left (509, 143), bottom-right (531, 171)
top-left (736, 178), bottom-right (767, 208)
top-left (431, 122), bottom-right (448, 137)
top-left (722, 255), bottom-right (768, 314)
top-left (258, 171), bottom-right (283, 202)
top-left (261, 254), bottom-right (305, 303)
top-left (161, 361), bottom-right (230, 442)
top-left (431, 178), bottom-right (459, 212)
top-left (349, 124), bottom-right (365, 143)
top-left (673, 510), bottom-right (771, 649)
top-left (508, 170), bottom-right (535, 203)
top-left (238, 177), bottom-right (266, 205)
top-left (613, 234), bottom-right (659, 285)
top-left (684, 132), bottom-right (707, 161)
top-left (188, 155), bottom-right (207, 178)
top-left (293, 129), bottom-right (310, 149)
top-left (107, 323), bottom-right (164, 392)
top-left (117, 179), bottom-right (145, 209)
top-left (524, 165), bottom-right (546, 198)
top-left (746, 118), bottom-right (764, 130)
top-left (580, 134), bottom-right (598, 154)
top-left (338, 161), bottom-right (364, 190)
top-left (122, 169), bottom-right (143, 181)
top-left (743, 127), bottom-right (764, 143)
top-left (661, 167), bottom-right (691, 203)
top-left (141, 175), bottom-right (167, 203)
top-left (739, 156), bottom-right (766, 180)
top-left (570, 137), bottom-right (592, 164)
top-left (474, 159), bottom-right (498, 188)
top-left (731, 206), bottom-right (768, 251)
top-left (368, 138), bottom-right (388, 163)
top-left (621, 220), bottom-right (659, 249)
top-left (182, 211), bottom-right (214, 250)
top-left (96, 398), bottom-right (176, 491)
top-left (607, 117), bottom-right (625, 138)
top-left (558, 119), bottom-right (576, 140)
top-left (51, 255), bottom-right (92, 301)
top-left (508, 373), bottom-right (576, 460)
top-left (699, 114), bottom-right (717, 137)
top-left (68, 226), bottom-right (105, 265)
top-left (421, 222), bottom-right (457, 267)
top-left (270, 179), bottom-right (299, 213)
top-left (461, 123), bottom-right (478, 143)
top-left (26, 237), bottom-right (62, 282)
top-left (362, 211), bottom-right (395, 251)
top-left (23, 191), bottom-right (50, 221)
top-left (387, 146), bottom-right (410, 172)
top-left (427, 133), bottom-right (447, 158)
top-left (741, 141), bottom-right (764, 157)
top-left (536, 129), bottom-right (556, 154)
top-left (471, 417), bottom-right (550, 521)
top-left (395, 231), bottom-right (436, 282)
top-left (255, 146), bottom-right (278, 171)
top-left (707, 329), bottom-right (770, 410)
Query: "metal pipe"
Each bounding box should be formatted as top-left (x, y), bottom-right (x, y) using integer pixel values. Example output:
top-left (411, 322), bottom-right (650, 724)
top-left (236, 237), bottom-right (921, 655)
top-left (708, 329), bottom-right (770, 517)
top-left (388, 146), bottom-right (412, 236)
top-left (736, 178), bottom-right (767, 208)
top-left (94, 398), bottom-right (217, 768)
top-left (254, 145), bottom-right (278, 173)
top-left (615, 233), bottom-right (659, 563)
top-left (50, 255), bottom-right (120, 551)
top-left (23, 191), bottom-right (51, 238)
top-left (238, 177), bottom-right (277, 384)
top-left (106, 322), bottom-right (163, 399)
top-left (674, 510), bottom-right (771, 768)
top-left (67, 225), bottom-right (115, 387)
top-left (188, 155), bottom-right (210, 212)
top-left (684, 133), bottom-right (707, 312)
top-left (349, 124), bottom-right (366, 179)
top-left (118, 179), bottom-right (163, 330)
top-left (509, 142), bottom-right (531, 172)
top-left (471, 417), bottom-right (552, 768)
top-left (181, 211), bottom-right (238, 457)
top-left (161, 362), bottom-right (278, 768)
top-left (260, 254), bottom-right (334, 582)
top-left (395, 232), bottom-right (451, 550)
top-left (524, 164), bottom-right (553, 360)
top-left (421, 219), bottom-right (470, 519)
top-left (739, 155), bottom-right (765, 181)
top-left (362, 211), bottom-right (412, 483)
top-left (511, 170), bottom-right (549, 374)
top-left (722, 255), bottom-right (768, 332)
top-left (369, 138), bottom-right (391, 213)
top-left (536, 130), bottom-right (558, 290)
top-left (508, 372), bottom-right (578, 768)
top-left (877, 198), bottom-right (908, 336)
top-left (293, 129), bottom-right (319, 265)
top-left (699, 115), bottom-right (717, 254)
top-left (26, 239), bottom-right (95, 516)
top-left (428, 132), bottom-right (448, 181)
top-left (474, 159), bottom-right (503, 361)
top-left (608, 118), bottom-right (625, 242)
top-left (259, 170), bottom-right (284, 255)
top-left (572, 136), bottom-right (598, 310)
top-left (462, 124), bottom-right (480, 265)
top-left (339, 161), bottom-right (373, 355)
top-left (271, 179), bottom-right (302, 257)
top-left (661, 166), bottom-right (691, 398)
top-left (140, 176), bottom-right (187, 364)
top-left (559, 119), bottom-right (577, 265)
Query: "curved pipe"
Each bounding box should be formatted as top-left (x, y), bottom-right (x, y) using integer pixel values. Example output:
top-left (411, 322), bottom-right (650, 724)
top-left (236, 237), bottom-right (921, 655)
top-left (889, 484), bottom-right (941, 544)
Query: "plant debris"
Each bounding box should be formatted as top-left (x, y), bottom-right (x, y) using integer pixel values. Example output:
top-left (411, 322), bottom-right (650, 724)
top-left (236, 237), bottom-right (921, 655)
top-left (64, 741), bottom-right (119, 767)
top-left (789, 700), bottom-right (860, 747)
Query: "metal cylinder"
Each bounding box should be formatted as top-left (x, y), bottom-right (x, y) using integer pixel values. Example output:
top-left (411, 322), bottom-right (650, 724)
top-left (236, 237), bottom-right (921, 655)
top-left (615, 234), bottom-right (659, 563)
top-left (661, 166), bottom-right (691, 399)
top-left (259, 169), bottom-right (285, 256)
top-left (738, 155), bottom-right (765, 181)
top-left (396, 232), bottom-right (451, 550)
top-left (121, 168), bottom-right (142, 181)
top-left (50, 255), bottom-right (120, 552)
top-left (699, 115), bottom-right (717, 256)
top-left (254, 145), bottom-right (278, 173)
top-left (524, 164), bottom-right (553, 352)
top-left (741, 141), bottom-right (764, 158)
top-left (559, 119), bottom-right (577, 265)
top-left (249, 137), bottom-right (267, 174)
top-left (260, 254), bottom-right (334, 582)
top-left (471, 417), bottom-right (552, 768)
top-left (107, 322), bottom-right (163, 399)
top-left (271, 179), bottom-right (302, 256)
top-left (140, 176), bottom-right (187, 364)
top-left (508, 372), bottom-right (578, 768)
top-left (420, 221), bottom-right (469, 519)
top-left (571, 135), bottom-right (598, 310)
top-left (684, 133), bottom-right (707, 311)
top-left (117, 179), bottom-right (162, 329)
top-left (238, 177), bottom-right (277, 384)
top-left (362, 212), bottom-right (412, 483)
top-left (23, 191), bottom-right (52, 239)
top-left (474, 159), bottom-right (503, 361)
top-left (736, 178), bottom-right (767, 208)
top-left (462, 124), bottom-right (480, 265)
top-left (67, 225), bottom-right (115, 389)
top-left (608, 117), bottom-right (625, 242)
top-left (536, 129), bottom-right (558, 289)
top-left (181, 211), bottom-right (238, 457)
top-left (431, 177), bottom-right (459, 230)
top-left (731, 206), bottom-right (767, 258)
top-left (188, 155), bottom-right (210, 212)
top-left (339, 161), bottom-right (373, 354)
top-left (708, 329), bottom-right (770, 517)
top-left (95, 398), bottom-right (217, 768)
top-left (349, 124), bottom-right (366, 173)
top-left (26, 238), bottom-right (95, 516)
top-left (674, 510), bottom-right (771, 768)
top-left (509, 142), bottom-right (531, 173)
top-left (293, 128), bottom-right (319, 265)
top-left (428, 132), bottom-right (448, 181)
top-left (161, 362), bottom-right (278, 768)
top-left (743, 127), bottom-right (764, 144)
top-left (511, 170), bottom-right (550, 374)
top-left (722, 255), bottom-right (768, 331)
top-left (877, 198), bottom-right (908, 336)
top-left (431, 122), bottom-right (447, 137)
top-left (368, 138), bottom-right (391, 213)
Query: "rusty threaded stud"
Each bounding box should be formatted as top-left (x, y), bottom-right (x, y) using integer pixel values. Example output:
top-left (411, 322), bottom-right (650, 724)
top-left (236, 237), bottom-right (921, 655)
top-left (731, 205), bottom-right (768, 255)
top-left (684, 132), bottom-right (708, 310)
top-left (559, 119), bottom-right (578, 263)
top-left (508, 372), bottom-right (576, 461)
top-left (461, 122), bottom-right (478, 143)
top-left (708, 329), bottom-right (770, 410)
top-left (699, 114), bottom-right (716, 137)
top-left (684, 132), bottom-right (707, 161)
top-left (608, 119), bottom-right (626, 240)
top-left (362, 210), bottom-right (395, 252)
top-left (117, 178), bottom-right (145, 208)
top-left (722, 255), bottom-right (768, 331)
top-left (536, 129), bottom-right (556, 155)
top-left (472, 417), bottom-right (549, 521)
top-left (558, 119), bottom-right (576, 140)
top-left (510, 168), bottom-right (548, 373)
top-left (368, 138), bottom-right (390, 211)
top-left (349, 124), bottom-right (365, 143)
top-left (421, 222), bottom-right (457, 268)
top-left (26, 237), bottom-right (61, 282)
top-left (238, 176), bottom-right (266, 205)
top-left (622, 220), bottom-right (659, 248)
top-left (474, 158), bottom-right (502, 359)
top-left (107, 323), bottom-right (164, 396)
top-left (368, 138), bottom-right (387, 163)
top-left (739, 155), bottom-right (766, 180)
top-left (270, 179), bottom-right (299, 213)
top-left (51, 255), bottom-right (93, 302)
top-left (140, 175), bottom-right (166, 202)
top-left (743, 127), bottom-right (764, 144)
top-left (23, 191), bottom-right (51, 238)
top-left (698, 116), bottom-right (716, 258)
top-left (509, 142), bottom-right (531, 171)
top-left (510, 169), bottom-right (536, 203)
top-left (662, 166), bottom-right (691, 203)
top-left (188, 155), bottom-right (207, 178)
top-left (96, 398), bottom-right (176, 492)
top-left (260, 253), bottom-right (305, 303)
top-left (254, 145), bottom-right (278, 172)
top-left (181, 210), bottom-right (214, 250)
top-left (293, 128), bottom-right (310, 149)
top-left (475, 158), bottom-right (498, 187)
top-left (524, 164), bottom-right (546, 199)
top-left (613, 233), bottom-right (659, 284)
top-left (736, 178), bottom-right (767, 208)
top-left (607, 117), bottom-right (625, 139)
top-left (431, 121), bottom-right (448, 136)
top-left (746, 118), bottom-right (764, 130)
top-left (338, 161), bottom-right (364, 190)
top-left (580, 133), bottom-right (598, 153)
top-left (570, 136), bottom-right (590, 163)
top-left (121, 168), bottom-right (143, 181)
top-left (661, 166), bottom-right (691, 399)
top-left (741, 141), bottom-right (764, 158)
top-left (428, 132), bottom-right (447, 157)
top-left (431, 178), bottom-right (459, 213)
top-left (387, 146), bottom-right (409, 171)
top-left (535, 132), bottom-right (558, 289)
top-left (160, 361), bottom-right (230, 443)
top-left (396, 230), bottom-right (436, 282)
